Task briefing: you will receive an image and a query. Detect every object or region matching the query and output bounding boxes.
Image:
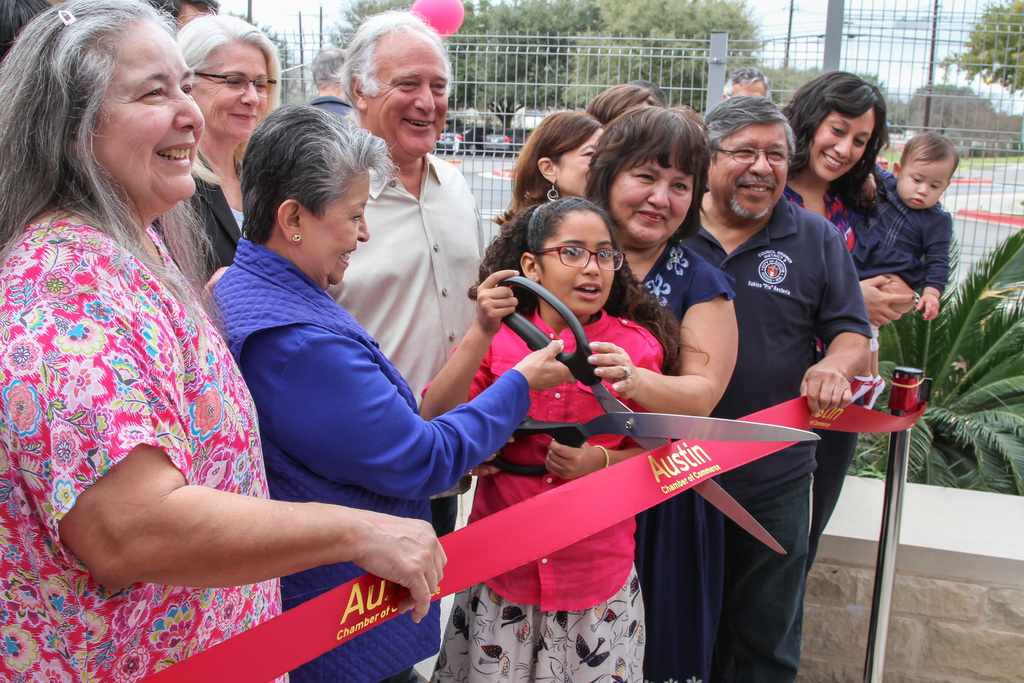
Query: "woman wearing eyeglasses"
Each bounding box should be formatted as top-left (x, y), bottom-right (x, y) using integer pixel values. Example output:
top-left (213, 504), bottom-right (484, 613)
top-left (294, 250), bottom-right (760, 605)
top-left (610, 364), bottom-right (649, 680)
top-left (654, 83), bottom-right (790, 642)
top-left (178, 14), bottom-right (280, 278)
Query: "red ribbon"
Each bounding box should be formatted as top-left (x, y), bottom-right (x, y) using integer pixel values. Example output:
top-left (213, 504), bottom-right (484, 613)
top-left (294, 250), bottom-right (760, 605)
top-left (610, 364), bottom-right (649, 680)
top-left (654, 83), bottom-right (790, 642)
top-left (143, 398), bottom-right (922, 682)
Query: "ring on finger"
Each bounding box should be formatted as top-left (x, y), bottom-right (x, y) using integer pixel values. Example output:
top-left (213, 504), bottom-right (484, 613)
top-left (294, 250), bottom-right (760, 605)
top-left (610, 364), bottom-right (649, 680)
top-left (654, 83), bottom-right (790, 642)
top-left (623, 366), bottom-right (632, 381)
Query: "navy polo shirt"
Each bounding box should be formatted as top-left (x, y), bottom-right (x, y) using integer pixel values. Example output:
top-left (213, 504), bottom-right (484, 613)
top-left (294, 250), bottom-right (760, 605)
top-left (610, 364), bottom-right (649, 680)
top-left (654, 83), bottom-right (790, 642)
top-left (310, 95), bottom-right (354, 117)
top-left (684, 199), bottom-right (870, 500)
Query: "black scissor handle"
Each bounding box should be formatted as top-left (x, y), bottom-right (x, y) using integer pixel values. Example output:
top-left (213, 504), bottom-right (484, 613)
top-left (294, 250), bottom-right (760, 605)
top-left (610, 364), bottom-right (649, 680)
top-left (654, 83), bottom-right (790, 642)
top-left (492, 456), bottom-right (546, 475)
top-left (499, 275), bottom-right (599, 387)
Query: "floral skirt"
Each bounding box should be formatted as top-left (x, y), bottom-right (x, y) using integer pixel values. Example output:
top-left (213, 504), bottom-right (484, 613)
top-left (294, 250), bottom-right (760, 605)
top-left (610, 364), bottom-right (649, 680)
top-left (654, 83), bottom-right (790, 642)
top-left (431, 565), bottom-right (644, 682)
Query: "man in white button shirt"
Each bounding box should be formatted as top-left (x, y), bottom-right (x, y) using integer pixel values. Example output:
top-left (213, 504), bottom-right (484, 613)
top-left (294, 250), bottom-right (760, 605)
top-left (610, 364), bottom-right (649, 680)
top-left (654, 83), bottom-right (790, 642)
top-left (332, 11), bottom-right (485, 544)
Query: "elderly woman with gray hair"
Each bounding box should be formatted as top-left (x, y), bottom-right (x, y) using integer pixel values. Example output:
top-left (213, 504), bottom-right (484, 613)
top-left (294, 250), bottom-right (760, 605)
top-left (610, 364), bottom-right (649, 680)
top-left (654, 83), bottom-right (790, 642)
top-left (213, 105), bottom-right (567, 683)
top-left (0, 2), bottom-right (453, 680)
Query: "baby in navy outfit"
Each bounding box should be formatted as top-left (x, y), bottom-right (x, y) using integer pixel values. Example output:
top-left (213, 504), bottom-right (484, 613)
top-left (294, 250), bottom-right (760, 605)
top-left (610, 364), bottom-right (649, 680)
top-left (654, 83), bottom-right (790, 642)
top-left (851, 131), bottom-right (959, 407)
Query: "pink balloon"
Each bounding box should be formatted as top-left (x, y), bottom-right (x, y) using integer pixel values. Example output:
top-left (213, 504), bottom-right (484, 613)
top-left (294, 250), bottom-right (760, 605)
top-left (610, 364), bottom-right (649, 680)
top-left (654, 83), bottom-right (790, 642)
top-left (411, 0), bottom-right (465, 36)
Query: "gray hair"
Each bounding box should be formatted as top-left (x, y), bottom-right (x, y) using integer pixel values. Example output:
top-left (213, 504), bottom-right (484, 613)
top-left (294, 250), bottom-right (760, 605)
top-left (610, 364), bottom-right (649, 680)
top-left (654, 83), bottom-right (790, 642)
top-left (241, 105), bottom-right (395, 245)
top-left (312, 47), bottom-right (346, 91)
top-left (341, 10), bottom-right (451, 122)
top-left (0, 0), bottom-right (208, 311)
top-left (725, 66), bottom-right (770, 97)
top-left (705, 96), bottom-right (795, 157)
top-left (178, 14), bottom-right (281, 183)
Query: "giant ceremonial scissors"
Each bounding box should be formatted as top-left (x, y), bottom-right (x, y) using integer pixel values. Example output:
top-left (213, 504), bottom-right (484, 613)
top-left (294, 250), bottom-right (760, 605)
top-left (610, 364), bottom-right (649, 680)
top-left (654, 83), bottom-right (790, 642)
top-left (495, 275), bottom-right (818, 552)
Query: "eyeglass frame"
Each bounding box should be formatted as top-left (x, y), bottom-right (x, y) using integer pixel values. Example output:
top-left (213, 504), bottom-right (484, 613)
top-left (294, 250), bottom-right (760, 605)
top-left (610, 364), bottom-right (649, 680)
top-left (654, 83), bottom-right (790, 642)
top-left (715, 146), bottom-right (790, 167)
top-left (194, 72), bottom-right (278, 96)
top-left (532, 245), bottom-right (626, 271)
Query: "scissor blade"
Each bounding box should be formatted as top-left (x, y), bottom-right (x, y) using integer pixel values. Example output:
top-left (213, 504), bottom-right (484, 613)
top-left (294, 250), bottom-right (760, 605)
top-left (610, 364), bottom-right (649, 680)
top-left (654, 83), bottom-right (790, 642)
top-left (589, 384), bottom-right (791, 553)
top-left (692, 479), bottom-right (786, 553)
top-left (583, 410), bottom-right (819, 443)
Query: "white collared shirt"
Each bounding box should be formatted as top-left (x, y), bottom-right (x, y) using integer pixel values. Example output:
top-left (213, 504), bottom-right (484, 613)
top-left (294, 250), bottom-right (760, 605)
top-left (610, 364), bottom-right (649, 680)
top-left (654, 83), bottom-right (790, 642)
top-left (332, 154), bottom-right (485, 399)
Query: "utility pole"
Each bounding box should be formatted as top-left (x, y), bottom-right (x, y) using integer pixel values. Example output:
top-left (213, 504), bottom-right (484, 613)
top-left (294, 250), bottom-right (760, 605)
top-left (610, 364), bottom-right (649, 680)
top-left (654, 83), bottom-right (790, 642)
top-left (246, 0), bottom-right (252, 24)
top-left (922, 0), bottom-right (940, 129)
top-left (784, 0), bottom-right (795, 71)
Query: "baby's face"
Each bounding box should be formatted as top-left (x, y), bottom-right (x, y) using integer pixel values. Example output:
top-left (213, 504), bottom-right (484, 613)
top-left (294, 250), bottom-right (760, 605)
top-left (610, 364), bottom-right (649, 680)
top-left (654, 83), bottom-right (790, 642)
top-left (893, 156), bottom-right (956, 210)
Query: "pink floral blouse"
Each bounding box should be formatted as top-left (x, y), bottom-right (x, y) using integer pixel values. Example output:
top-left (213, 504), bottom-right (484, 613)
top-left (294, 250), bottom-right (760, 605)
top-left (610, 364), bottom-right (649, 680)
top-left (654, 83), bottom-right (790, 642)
top-left (0, 223), bottom-right (281, 681)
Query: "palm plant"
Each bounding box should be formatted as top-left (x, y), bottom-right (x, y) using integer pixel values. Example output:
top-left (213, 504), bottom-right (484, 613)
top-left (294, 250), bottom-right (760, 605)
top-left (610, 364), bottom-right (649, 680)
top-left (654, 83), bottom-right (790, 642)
top-left (854, 230), bottom-right (1024, 495)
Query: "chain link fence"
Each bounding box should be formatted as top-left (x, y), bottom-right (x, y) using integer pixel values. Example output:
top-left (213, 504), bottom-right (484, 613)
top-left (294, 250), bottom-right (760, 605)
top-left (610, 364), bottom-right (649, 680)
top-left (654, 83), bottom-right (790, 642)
top-left (270, 0), bottom-right (1022, 269)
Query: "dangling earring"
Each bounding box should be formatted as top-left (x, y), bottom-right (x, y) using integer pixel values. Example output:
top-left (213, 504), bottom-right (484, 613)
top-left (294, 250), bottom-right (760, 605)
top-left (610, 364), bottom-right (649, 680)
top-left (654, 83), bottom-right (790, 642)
top-left (546, 184), bottom-right (559, 201)
top-left (291, 234), bottom-right (302, 243)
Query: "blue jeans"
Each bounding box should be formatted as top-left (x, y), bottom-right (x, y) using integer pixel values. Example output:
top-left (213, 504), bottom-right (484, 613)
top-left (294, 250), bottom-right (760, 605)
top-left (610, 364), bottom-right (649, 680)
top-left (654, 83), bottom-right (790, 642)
top-left (712, 474), bottom-right (811, 683)
top-left (807, 427), bottom-right (858, 570)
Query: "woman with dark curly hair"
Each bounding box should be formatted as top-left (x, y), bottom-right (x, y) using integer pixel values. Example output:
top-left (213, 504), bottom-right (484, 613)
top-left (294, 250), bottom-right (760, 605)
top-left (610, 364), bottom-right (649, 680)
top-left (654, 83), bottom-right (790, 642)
top-left (425, 197), bottom-right (680, 681)
top-left (782, 72), bottom-right (916, 569)
top-left (496, 111), bottom-right (602, 226)
top-left (586, 105), bottom-right (739, 683)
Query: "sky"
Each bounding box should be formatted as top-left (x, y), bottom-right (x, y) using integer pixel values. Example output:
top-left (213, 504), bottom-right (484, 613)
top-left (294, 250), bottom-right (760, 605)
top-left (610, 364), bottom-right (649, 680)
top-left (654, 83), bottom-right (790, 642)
top-left (220, 0), bottom-right (824, 37)
top-left (217, 0), bottom-right (1019, 113)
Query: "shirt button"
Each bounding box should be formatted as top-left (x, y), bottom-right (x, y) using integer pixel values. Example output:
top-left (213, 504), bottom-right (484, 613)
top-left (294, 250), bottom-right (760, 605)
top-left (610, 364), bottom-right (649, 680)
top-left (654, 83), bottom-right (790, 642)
top-left (546, 477), bottom-right (553, 483)
top-left (554, 392), bottom-right (561, 399)
top-left (448, 331), bottom-right (456, 341)
top-left (540, 558), bottom-right (548, 564)
top-left (388, 179), bottom-right (397, 188)
top-left (433, 243), bottom-right (440, 252)
top-left (442, 288), bottom-right (449, 296)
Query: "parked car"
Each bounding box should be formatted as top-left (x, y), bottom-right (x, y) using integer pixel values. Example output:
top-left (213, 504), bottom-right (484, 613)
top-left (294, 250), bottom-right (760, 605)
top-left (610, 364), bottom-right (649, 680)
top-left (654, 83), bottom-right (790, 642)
top-left (436, 130), bottom-right (465, 153)
top-left (461, 126), bottom-right (492, 153)
top-left (483, 131), bottom-right (517, 155)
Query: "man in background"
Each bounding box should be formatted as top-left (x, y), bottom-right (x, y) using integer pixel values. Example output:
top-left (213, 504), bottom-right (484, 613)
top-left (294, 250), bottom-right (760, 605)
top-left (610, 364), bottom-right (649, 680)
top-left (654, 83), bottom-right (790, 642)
top-left (724, 66), bottom-right (770, 99)
top-left (310, 47), bottom-right (353, 117)
top-left (334, 11), bottom-right (485, 549)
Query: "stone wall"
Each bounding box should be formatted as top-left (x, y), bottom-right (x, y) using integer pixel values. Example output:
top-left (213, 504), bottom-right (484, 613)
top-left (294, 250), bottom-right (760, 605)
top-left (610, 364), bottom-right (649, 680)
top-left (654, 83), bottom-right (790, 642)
top-left (799, 563), bottom-right (1024, 682)
top-left (795, 477), bottom-right (1024, 682)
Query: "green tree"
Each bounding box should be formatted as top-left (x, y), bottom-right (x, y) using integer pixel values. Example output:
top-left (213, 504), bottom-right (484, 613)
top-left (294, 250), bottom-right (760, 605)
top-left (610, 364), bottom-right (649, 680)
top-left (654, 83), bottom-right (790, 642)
top-left (948, 0), bottom-right (1024, 94)
top-left (855, 233), bottom-right (1024, 495)
top-left (903, 84), bottom-right (1022, 156)
top-left (595, 0), bottom-right (757, 41)
top-left (339, 0), bottom-right (410, 30)
top-left (450, 0), bottom-right (605, 123)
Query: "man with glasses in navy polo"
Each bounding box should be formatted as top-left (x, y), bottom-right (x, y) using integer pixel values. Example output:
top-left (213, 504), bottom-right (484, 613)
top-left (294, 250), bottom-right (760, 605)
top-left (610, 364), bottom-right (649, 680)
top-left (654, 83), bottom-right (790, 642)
top-left (684, 96), bottom-right (871, 683)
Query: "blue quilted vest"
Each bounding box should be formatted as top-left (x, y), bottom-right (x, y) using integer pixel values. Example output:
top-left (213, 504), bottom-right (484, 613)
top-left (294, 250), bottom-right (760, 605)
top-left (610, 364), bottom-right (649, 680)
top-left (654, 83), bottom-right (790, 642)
top-left (214, 238), bottom-right (438, 683)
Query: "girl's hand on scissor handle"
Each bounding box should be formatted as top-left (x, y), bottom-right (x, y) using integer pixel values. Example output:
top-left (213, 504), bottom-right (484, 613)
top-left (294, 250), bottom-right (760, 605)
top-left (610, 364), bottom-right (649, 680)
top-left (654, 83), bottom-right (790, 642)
top-left (545, 441), bottom-right (603, 479)
top-left (546, 441), bottom-right (643, 479)
top-left (475, 270), bottom-right (520, 336)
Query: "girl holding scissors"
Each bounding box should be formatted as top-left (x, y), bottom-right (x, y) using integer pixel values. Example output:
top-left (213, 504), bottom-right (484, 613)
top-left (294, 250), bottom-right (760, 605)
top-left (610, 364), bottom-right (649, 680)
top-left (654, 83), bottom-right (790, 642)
top-left (423, 197), bottom-right (680, 682)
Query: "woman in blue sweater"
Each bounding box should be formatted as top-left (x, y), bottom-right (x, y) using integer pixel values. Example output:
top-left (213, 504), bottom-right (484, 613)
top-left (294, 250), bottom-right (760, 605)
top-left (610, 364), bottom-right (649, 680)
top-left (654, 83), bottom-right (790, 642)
top-left (214, 105), bottom-right (567, 683)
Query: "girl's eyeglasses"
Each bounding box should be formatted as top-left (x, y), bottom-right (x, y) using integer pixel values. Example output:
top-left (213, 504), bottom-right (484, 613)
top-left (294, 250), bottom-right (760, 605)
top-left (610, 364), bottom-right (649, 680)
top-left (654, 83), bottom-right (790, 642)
top-left (533, 246), bottom-right (625, 271)
top-left (195, 72), bottom-right (277, 97)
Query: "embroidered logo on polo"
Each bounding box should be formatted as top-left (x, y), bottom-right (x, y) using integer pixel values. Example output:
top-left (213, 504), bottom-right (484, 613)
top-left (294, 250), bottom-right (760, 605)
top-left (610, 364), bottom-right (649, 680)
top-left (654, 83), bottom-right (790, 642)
top-left (747, 249), bottom-right (792, 296)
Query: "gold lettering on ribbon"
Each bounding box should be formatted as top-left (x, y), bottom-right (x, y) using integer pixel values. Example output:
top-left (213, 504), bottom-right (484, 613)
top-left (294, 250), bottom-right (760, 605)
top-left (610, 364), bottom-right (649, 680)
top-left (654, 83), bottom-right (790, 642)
top-left (649, 443), bottom-right (712, 483)
top-left (336, 580), bottom-right (401, 640)
top-left (366, 580), bottom-right (387, 611)
top-left (341, 583), bottom-right (367, 624)
top-left (809, 406), bottom-right (845, 428)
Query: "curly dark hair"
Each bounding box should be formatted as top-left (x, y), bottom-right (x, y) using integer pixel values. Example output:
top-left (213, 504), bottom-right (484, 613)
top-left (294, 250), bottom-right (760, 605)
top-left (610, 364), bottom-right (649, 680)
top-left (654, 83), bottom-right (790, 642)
top-left (782, 71), bottom-right (889, 208)
top-left (472, 198), bottom-right (682, 375)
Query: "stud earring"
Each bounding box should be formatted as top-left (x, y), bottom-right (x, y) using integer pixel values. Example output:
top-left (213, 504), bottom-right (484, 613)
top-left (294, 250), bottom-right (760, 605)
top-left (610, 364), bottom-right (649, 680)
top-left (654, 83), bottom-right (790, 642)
top-left (291, 234), bottom-right (302, 243)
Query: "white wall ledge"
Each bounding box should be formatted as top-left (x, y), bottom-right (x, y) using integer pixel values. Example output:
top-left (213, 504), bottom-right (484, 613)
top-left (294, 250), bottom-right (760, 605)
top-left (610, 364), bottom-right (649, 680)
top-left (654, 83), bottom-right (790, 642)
top-left (816, 476), bottom-right (1024, 586)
